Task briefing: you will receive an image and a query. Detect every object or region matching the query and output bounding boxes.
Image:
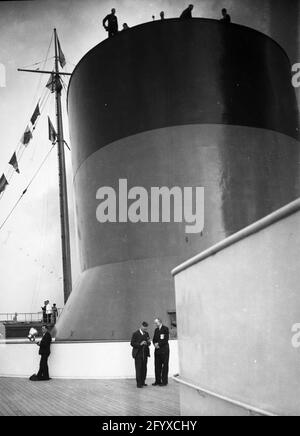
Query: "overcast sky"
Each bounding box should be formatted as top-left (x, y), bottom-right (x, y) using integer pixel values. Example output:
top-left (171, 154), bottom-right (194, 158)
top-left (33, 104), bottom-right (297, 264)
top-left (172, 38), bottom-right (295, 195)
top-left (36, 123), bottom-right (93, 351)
top-left (0, 0), bottom-right (299, 314)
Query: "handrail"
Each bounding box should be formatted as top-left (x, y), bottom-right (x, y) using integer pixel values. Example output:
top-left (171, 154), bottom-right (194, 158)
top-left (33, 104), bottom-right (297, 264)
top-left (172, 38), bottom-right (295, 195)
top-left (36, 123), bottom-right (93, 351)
top-left (0, 308), bottom-right (63, 323)
top-left (172, 375), bottom-right (276, 416)
top-left (172, 197), bottom-right (300, 276)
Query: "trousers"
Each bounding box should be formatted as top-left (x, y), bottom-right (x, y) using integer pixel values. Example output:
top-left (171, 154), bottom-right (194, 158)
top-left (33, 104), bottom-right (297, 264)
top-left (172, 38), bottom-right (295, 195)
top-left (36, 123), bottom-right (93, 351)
top-left (37, 353), bottom-right (50, 380)
top-left (154, 347), bottom-right (169, 385)
top-left (135, 356), bottom-right (147, 387)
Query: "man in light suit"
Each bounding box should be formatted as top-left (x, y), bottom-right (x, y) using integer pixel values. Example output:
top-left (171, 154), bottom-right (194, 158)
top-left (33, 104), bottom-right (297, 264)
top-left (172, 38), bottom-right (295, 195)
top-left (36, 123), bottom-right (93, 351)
top-left (130, 322), bottom-right (151, 388)
top-left (152, 318), bottom-right (169, 386)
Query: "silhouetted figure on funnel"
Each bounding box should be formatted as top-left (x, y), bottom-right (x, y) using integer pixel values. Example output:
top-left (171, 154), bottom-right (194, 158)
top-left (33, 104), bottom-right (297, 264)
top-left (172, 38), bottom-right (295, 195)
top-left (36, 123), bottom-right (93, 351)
top-left (122, 23), bottom-right (129, 30)
top-left (180, 4), bottom-right (194, 19)
top-left (160, 11), bottom-right (165, 20)
top-left (220, 8), bottom-right (231, 23)
top-left (103, 8), bottom-right (118, 38)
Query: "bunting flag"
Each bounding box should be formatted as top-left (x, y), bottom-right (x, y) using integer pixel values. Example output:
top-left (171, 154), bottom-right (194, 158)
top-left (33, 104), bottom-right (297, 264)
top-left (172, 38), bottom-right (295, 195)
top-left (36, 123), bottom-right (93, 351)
top-left (30, 103), bottom-right (40, 127)
top-left (46, 73), bottom-right (62, 93)
top-left (0, 174), bottom-right (8, 194)
top-left (48, 116), bottom-right (57, 143)
top-left (21, 125), bottom-right (33, 146)
top-left (57, 36), bottom-right (66, 68)
top-left (9, 152), bottom-right (20, 174)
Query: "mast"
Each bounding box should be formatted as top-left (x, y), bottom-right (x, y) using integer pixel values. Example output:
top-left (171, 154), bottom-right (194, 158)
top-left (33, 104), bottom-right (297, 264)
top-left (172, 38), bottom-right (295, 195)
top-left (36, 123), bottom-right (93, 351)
top-left (18, 29), bottom-right (72, 304)
top-left (54, 28), bottom-right (72, 303)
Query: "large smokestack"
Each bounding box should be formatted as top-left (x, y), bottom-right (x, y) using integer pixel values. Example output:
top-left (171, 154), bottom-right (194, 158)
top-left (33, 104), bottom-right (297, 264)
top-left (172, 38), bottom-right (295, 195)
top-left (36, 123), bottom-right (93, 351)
top-left (54, 18), bottom-right (300, 341)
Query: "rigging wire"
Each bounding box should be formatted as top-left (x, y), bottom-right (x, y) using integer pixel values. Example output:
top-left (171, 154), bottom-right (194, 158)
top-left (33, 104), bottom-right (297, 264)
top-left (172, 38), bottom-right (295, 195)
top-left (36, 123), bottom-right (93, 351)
top-left (61, 77), bottom-right (69, 93)
top-left (19, 56), bottom-right (55, 70)
top-left (60, 77), bottom-right (71, 143)
top-left (28, 92), bottom-right (53, 161)
top-left (30, 32), bottom-right (54, 107)
top-left (0, 144), bottom-right (55, 232)
top-left (0, 87), bottom-right (53, 201)
top-left (31, 132), bottom-right (55, 309)
top-left (1, 32), bottom-right (72, 309)
top-left (0, 33), bottom-right (55, 200)
top-left (66, 60), bottom-right (77, 67)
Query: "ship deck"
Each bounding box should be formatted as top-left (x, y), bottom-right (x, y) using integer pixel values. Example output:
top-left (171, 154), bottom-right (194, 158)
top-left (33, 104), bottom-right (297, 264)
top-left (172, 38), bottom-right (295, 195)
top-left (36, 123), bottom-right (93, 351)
top-left (0, 377), bottom-right (180, 416)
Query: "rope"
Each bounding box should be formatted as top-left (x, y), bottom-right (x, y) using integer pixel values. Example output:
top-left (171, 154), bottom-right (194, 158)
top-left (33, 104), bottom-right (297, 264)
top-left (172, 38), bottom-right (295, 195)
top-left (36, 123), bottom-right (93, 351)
top-left (19, 57), bottom-right (54, 69)
top-left (30, 33), bottom-right (54, 106)
top-left (0, 86), bottom-right (53, 200)
top-left (0, 144), bottom-right (55, 232)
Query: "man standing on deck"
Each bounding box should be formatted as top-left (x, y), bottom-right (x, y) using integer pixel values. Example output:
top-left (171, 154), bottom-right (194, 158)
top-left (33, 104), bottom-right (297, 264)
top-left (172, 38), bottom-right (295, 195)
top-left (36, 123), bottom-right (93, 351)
top-left (152, 318), bottom-right (170, 386)
top-left (130, 322), bottom-right (151, 388)
top-left (41, 301), bottom-right (47, 323)
top-left (102, 8), bottom-right (119, 38)
top-left (36, 325), bottom-right (52, 381)
top-left (45, 300), bottom-right (52, 323)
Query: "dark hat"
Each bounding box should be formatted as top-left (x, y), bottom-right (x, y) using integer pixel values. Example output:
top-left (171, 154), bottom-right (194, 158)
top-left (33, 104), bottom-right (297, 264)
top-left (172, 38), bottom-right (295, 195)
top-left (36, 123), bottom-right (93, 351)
top-left (142, 321), bottom-right (148, 327)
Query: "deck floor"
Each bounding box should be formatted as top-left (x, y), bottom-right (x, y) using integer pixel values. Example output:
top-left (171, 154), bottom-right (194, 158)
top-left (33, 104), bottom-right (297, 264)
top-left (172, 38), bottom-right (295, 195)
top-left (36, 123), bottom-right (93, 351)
top-left (0, 377), bottom-right (180, 416)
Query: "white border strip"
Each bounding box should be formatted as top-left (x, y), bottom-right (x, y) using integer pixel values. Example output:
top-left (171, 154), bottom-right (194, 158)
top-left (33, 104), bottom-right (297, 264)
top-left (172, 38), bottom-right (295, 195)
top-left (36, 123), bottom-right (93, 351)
top-left (172, 375), bottom-right (277, 416)
top-left (172, 197), bottom-right (300, 276)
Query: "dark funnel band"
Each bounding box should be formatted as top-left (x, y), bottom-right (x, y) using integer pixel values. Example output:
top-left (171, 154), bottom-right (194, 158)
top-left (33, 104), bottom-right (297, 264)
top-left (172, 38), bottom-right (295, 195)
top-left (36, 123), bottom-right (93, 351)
top-left (68, 18), bottom-right (299, 174)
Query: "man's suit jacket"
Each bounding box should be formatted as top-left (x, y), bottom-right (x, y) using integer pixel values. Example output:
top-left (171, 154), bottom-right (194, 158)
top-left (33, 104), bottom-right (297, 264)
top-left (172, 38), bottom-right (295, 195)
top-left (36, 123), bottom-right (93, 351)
top-left (130, 330), bottom-right (150, 359)
top-left (153, 325), bottom-right (169, 352)
top-left (39, 331), bottom-right (52, 356)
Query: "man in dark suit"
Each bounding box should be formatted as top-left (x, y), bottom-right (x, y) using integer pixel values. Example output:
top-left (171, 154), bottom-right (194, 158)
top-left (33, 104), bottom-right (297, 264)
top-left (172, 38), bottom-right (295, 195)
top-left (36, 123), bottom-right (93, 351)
top-left (220, 8), bottom-right (231, 23)
top-left (102, 8), bottom-right (119, 38)
top-left (130, 322), bottom-right (151, 388)
top-left (180, 4), bottom-right (194, 19)
top-left (36, 324), bottom-right (52, 380)
top-left (152, 318), bottom-right (169, 386)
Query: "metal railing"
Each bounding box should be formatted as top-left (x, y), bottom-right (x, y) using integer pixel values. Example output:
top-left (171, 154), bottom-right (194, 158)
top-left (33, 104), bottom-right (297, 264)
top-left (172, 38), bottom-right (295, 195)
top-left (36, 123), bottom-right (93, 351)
top-left (0, 308), bottom-right (63, 323)
top-left (172, 375), bottom-right (276, 416)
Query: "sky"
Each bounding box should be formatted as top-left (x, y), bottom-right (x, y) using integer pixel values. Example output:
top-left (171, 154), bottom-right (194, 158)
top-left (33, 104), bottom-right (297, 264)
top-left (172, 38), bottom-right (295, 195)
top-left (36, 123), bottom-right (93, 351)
top-left (0, 0), bottom-right (299, 314)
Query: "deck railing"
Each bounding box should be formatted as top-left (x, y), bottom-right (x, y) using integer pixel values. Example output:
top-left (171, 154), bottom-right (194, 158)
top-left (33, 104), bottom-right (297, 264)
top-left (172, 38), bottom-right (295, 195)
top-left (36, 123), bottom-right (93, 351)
top-left (0, 308), bottom-right (63, 323)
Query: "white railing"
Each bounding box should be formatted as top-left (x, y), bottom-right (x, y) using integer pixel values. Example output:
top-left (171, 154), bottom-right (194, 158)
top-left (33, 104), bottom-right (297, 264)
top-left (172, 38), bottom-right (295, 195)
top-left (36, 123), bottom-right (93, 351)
top-left (0, 308), bottom-right (63, 323)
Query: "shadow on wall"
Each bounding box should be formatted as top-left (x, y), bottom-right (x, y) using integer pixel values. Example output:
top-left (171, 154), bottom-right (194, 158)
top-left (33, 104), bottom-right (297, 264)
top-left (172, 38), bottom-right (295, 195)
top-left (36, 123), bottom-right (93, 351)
top-left (217, 17), bottom-right (300, 236)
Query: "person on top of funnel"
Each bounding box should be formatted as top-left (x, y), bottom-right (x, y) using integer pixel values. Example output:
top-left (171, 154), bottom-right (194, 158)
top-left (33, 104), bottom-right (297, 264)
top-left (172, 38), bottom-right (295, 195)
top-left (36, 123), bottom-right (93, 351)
top-left (220, 8), bottom-right (231, 23)
top-left (180, 4), bottom-right (194, 19)
top-left (103, 8), bottom-right (119, 38)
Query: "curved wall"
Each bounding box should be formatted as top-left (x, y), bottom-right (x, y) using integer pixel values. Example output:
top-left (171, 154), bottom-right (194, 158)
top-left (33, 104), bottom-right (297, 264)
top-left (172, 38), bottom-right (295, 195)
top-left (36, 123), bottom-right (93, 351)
top-left (172, 199), bottom-right (300, 416)
top-left (55, 19), bottom-right (300, 340)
